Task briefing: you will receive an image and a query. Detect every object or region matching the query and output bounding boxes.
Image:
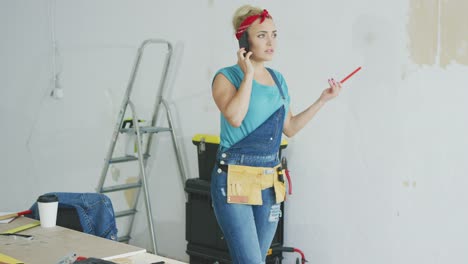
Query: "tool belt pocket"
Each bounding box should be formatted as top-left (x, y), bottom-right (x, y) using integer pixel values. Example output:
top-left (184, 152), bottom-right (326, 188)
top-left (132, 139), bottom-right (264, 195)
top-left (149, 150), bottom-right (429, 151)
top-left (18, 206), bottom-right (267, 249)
top-left (226, 164), bottom-right (286, 205)
top-left (273, 180), bottom-right (286, 204)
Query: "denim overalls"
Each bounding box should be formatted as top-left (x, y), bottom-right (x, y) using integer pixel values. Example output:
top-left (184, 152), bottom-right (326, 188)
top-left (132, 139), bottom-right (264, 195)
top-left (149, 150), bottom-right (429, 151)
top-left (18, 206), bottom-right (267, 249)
top-left (211, 100), bottom-right (286, 264)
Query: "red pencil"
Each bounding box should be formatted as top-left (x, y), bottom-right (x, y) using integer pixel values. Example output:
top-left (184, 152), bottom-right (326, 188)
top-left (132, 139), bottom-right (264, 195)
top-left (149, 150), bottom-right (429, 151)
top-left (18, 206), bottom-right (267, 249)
top-left (0, 210), bottom-right (32, 221)
top-left (340, 66), bottom-right (362, 84)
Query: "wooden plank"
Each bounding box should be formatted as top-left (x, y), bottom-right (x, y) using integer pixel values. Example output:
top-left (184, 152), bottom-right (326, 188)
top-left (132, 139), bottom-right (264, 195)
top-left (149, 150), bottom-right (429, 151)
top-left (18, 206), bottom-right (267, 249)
top-left (111, 252), bottom-right (188, 264)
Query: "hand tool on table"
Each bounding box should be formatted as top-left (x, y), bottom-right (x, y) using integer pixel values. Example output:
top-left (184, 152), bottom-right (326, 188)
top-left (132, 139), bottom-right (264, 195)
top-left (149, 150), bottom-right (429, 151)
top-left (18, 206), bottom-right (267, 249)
top-left (0, 210), bottom-right (32, 221)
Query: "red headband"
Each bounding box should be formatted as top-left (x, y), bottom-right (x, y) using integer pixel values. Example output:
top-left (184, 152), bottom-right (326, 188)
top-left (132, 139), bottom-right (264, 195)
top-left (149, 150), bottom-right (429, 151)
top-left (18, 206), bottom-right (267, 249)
top-left (235, 9), bottom-right (271, 40)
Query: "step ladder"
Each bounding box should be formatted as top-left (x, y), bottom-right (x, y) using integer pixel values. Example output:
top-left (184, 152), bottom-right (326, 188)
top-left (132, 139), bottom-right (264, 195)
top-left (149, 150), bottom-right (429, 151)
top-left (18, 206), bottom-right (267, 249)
top-left (97, 39), bottom-right (187, 254)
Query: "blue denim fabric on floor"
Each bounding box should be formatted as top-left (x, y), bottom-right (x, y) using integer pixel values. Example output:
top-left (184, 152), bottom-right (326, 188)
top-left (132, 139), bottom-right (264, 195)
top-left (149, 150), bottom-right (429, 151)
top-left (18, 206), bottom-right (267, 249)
top-left (211, 106), bottom-right (285, 264)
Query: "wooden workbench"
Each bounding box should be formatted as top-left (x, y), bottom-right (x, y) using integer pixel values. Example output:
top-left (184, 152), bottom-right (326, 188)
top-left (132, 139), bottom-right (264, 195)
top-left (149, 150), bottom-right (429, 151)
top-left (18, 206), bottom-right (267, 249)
top-left (0, 216), bottom-right (186, 264)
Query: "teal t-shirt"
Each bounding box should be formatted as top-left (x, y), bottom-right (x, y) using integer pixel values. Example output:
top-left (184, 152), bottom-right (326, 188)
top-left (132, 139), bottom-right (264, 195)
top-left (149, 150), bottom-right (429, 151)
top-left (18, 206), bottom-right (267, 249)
top-left (213, 64), bottom-right (290, 149)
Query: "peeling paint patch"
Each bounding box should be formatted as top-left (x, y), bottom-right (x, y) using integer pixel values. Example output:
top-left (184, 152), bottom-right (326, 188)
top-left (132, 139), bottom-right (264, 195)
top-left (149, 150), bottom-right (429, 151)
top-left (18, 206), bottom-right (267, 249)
top-left (439, 0), bottom-right (468, 66)
top-left (408, 0), bottom-right (468, 67)
top-left (402, 181), bottom-right (417, 188)
top-left (125, 176), bottom-right (139, 206)
top-left (408, 0), bottom-right (439, 65)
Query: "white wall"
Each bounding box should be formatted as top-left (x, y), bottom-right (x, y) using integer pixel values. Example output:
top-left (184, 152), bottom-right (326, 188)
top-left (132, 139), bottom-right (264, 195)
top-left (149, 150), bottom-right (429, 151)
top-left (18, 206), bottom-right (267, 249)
top-left (1, 0), bottom-right (467, 263)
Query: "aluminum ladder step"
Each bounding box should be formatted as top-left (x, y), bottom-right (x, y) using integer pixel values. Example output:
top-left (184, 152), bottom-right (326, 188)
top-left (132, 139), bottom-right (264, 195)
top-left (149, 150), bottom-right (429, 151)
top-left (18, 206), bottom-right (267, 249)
top-left (120, 126), bottom-right (171, 134)
top-left (109, 154), bottom-right (150, 164)
top-left (115, 209), bottom-right (137, 218)
top-left (118, 235), bottom-right (131, 243)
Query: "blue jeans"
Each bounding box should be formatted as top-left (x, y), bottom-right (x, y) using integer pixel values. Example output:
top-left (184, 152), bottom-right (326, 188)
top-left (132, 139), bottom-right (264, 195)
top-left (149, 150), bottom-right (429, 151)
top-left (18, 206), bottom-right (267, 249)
top-left (211, 107), bottom-right (285, 264)
top-left (211, 163), bottom-right (282, 264)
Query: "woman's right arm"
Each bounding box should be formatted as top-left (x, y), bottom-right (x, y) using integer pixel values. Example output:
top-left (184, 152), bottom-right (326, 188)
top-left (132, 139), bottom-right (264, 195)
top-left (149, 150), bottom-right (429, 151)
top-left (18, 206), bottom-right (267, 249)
top-left (212, 49), bottom-right (254, 127)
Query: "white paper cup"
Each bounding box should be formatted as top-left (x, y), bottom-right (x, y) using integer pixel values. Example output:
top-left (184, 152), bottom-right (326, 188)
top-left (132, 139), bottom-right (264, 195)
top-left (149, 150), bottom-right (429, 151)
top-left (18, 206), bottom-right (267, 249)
top-left (37, 194), bottom-right (59, 228)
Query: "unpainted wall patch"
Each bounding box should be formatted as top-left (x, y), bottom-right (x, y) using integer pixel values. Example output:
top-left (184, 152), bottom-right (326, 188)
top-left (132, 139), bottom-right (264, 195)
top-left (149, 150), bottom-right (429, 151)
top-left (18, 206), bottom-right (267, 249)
top-left (408, 0), bottom-right (468, 67)
top-left (439, 0), bottom-right (468, 66)
top-left (408, 0), bottom-right (439, 65)
top-left (124, 176), bottom-right (139, 206)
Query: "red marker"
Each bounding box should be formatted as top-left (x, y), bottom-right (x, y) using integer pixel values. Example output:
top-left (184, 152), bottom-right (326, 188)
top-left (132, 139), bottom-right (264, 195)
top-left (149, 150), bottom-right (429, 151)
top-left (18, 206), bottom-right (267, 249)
top-left (340, 66), bottom-right (362, 84)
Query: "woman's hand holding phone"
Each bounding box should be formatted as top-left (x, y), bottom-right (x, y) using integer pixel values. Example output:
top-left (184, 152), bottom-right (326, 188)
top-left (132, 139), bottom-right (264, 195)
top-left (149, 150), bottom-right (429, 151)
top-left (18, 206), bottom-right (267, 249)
top-left (237, 48), bottom-right (254, 76)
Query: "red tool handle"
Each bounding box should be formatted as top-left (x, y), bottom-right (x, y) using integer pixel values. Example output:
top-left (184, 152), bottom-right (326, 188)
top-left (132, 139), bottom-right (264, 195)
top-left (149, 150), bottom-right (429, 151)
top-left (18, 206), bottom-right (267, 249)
top-left (17, 210), bottom-right (32, 216)
top-left (285, 169), bottom-right (292, 195)
top-left (0, 210), bottom-right (32, 220)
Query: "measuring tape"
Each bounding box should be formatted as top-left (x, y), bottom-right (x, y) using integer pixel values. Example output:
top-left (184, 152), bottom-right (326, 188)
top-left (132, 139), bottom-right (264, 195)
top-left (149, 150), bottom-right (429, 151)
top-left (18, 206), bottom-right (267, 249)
top-left (3, 221), bottom-right (40, 234)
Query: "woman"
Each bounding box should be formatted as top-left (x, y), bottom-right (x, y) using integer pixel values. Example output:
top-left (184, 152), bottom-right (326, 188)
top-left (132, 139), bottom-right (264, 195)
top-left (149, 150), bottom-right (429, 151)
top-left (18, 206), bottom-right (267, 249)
top-left (211, 5), bottom-right (341, 263)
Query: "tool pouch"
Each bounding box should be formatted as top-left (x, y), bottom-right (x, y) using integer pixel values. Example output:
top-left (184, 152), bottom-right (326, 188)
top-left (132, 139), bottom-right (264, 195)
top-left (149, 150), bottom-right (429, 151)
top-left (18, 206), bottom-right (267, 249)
top-left (274, 171), bottom-right (287, 204)
top-left (227, 164), bottom-right (286, 205)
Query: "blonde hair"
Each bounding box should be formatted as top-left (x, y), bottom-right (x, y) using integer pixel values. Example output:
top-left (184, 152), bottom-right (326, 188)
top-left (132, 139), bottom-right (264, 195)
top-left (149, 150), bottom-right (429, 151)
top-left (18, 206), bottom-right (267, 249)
top-left (232, 5), bottom-right (268, 32)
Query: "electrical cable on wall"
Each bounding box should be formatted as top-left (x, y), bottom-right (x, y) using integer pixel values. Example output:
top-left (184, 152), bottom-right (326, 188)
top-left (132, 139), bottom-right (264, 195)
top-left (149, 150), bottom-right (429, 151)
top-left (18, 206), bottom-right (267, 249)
top-left (26, 0), bottom-right (62, 150)
top-left (50, 0), bottom-right (63, 99)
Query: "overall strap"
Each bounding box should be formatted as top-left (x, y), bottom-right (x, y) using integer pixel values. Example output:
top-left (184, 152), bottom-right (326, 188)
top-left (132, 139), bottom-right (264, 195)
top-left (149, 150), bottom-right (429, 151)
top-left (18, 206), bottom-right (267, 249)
top-left (266, 68), bottom-right (285, 100)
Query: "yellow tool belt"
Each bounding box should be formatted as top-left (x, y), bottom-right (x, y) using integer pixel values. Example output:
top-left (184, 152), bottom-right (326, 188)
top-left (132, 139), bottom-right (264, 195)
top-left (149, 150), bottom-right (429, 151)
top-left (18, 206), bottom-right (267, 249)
top-left (227, 164), bottom-right (286, 205)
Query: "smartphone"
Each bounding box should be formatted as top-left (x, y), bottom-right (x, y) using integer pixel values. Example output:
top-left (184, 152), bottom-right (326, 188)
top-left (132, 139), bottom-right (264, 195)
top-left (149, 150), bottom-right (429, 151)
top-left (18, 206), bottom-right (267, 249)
top-left (238, 31), bottom-right (250, 53)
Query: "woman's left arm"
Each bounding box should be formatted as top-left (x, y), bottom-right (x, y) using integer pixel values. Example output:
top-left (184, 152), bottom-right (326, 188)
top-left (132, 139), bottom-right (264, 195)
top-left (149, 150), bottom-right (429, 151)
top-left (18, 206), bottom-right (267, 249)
top-left (283, 78), bottom-right (342, 137)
